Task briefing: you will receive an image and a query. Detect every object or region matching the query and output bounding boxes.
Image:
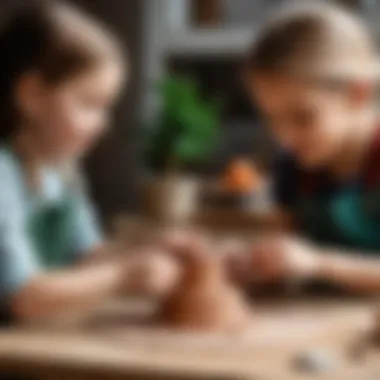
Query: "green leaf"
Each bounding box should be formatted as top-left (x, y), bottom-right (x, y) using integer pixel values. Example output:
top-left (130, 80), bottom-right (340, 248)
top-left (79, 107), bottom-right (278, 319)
top-left (144, 73), bottom-right (221, 172)
top-left (175, 137), bottom-right (206, 162)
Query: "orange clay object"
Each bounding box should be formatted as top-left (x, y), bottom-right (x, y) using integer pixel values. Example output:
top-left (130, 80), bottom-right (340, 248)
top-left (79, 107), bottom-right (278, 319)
top-left (159, 245), bottom-right (251, 332)
top-left (224, 158), bottom-right (262, 193)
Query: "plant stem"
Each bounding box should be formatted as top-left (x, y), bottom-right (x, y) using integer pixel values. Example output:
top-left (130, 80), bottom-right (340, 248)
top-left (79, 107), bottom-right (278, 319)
top-left (167, 154), bottom-right (181, 177)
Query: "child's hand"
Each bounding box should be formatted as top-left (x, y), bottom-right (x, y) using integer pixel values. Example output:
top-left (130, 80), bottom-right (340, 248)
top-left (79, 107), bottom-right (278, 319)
top-left (249, 235), bottom-right (320, 283)
top-left (123, 248), bottom-right (182, 297)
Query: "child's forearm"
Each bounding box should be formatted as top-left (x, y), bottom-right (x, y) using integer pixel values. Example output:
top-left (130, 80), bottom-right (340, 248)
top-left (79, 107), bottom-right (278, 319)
top-left (317, 249), bottom-right (380, 294)
top-left (77, 241), bottom-right (126, 265)
top-left (11, 260), bottom-right (125, 323)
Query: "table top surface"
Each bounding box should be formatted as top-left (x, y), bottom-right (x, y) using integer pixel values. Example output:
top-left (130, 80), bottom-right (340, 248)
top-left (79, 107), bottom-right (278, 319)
top-left (2, 216), bottom-right (380, 378)
top-left (1, 296), bottom-right (380, 380)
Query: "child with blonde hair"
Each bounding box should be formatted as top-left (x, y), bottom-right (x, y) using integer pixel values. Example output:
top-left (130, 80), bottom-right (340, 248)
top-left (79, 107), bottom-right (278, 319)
top-left (242, 1), bottom-right (380, 293)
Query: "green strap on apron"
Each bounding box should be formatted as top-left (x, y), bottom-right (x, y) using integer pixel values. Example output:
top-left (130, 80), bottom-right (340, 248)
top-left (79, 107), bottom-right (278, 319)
top-left (297, 189), bottom-right (380, 252)
top-left (1, 144), bottom-right (77, 269)
top-left (28, 197), bottom-right (75, 269)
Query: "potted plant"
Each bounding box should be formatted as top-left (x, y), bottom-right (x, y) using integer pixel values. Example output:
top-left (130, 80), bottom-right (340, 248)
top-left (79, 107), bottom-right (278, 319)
top-left (142, 73), bottom-right (220, 222)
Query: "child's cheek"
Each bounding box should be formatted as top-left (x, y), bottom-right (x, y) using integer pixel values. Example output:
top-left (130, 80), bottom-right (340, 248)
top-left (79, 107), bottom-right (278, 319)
top-left (294, 109), bottom-right (348, 168)
top-left (57, 107), bottom-right (104, 155)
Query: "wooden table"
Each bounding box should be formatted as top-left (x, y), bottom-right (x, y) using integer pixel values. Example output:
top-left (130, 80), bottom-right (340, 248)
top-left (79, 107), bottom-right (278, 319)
top-left (2, 216), bottom-right (380, 379)
top-left (1, 297), bottom-right (380, 380)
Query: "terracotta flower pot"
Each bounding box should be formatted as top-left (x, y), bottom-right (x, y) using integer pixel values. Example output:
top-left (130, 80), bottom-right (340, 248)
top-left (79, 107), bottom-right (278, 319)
top-left (142, 175), bottom-right (200, 224)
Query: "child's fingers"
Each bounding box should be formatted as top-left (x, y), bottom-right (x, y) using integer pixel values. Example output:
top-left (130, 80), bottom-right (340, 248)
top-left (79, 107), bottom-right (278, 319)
top-left (124, 248), bottom-right (182, 297)
top-left (249, 239), bottom-right (285, 281)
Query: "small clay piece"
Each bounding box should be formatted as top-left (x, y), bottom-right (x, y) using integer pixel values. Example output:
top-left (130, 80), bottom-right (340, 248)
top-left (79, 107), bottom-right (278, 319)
top-left (293, 350), bottom-right (337, 374)
top-left (159, 245), bottom-right (251, 332)
top-left (224, 158), bottom-right (262, 193)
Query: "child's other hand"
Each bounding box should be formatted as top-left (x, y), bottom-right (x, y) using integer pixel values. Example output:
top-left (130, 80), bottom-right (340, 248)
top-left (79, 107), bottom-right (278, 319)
top-left (249, 235), bottom-right (320, 283)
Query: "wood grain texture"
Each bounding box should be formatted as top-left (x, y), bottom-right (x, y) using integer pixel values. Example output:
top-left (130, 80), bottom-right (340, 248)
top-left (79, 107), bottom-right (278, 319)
top-left (0, 299), bottom-right (377, 380)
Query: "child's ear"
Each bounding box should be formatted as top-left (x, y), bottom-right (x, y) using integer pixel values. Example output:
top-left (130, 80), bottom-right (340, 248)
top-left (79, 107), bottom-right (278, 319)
top-left (348, 81), bottom-right (374, 109)
top-left (14, 72), bottom-right (46, 120)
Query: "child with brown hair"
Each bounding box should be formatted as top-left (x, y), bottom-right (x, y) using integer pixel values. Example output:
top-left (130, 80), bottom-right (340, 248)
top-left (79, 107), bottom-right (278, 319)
top-left (0, 0), bottom-right (180, 324)
top-left (242, 1), bottom-right (380, 293)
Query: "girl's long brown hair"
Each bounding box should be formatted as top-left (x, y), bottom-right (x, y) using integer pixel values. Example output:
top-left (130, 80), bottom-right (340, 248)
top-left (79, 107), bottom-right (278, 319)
top-left (0, 0), bottom-right (122, 141)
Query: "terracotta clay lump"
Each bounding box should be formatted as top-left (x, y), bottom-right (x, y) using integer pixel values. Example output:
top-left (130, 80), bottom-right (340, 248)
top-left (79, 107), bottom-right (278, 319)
top-left (159, 245), bottom-right (251, 332)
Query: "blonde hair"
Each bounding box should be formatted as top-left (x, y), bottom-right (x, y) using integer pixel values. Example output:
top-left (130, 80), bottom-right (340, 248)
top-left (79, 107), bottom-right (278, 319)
top-left (246, 1), bottom-right (379, 82)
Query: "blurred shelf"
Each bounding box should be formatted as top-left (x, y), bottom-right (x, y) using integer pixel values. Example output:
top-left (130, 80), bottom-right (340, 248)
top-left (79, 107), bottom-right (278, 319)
top-left (164, 27), bottom-right (256, 58)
